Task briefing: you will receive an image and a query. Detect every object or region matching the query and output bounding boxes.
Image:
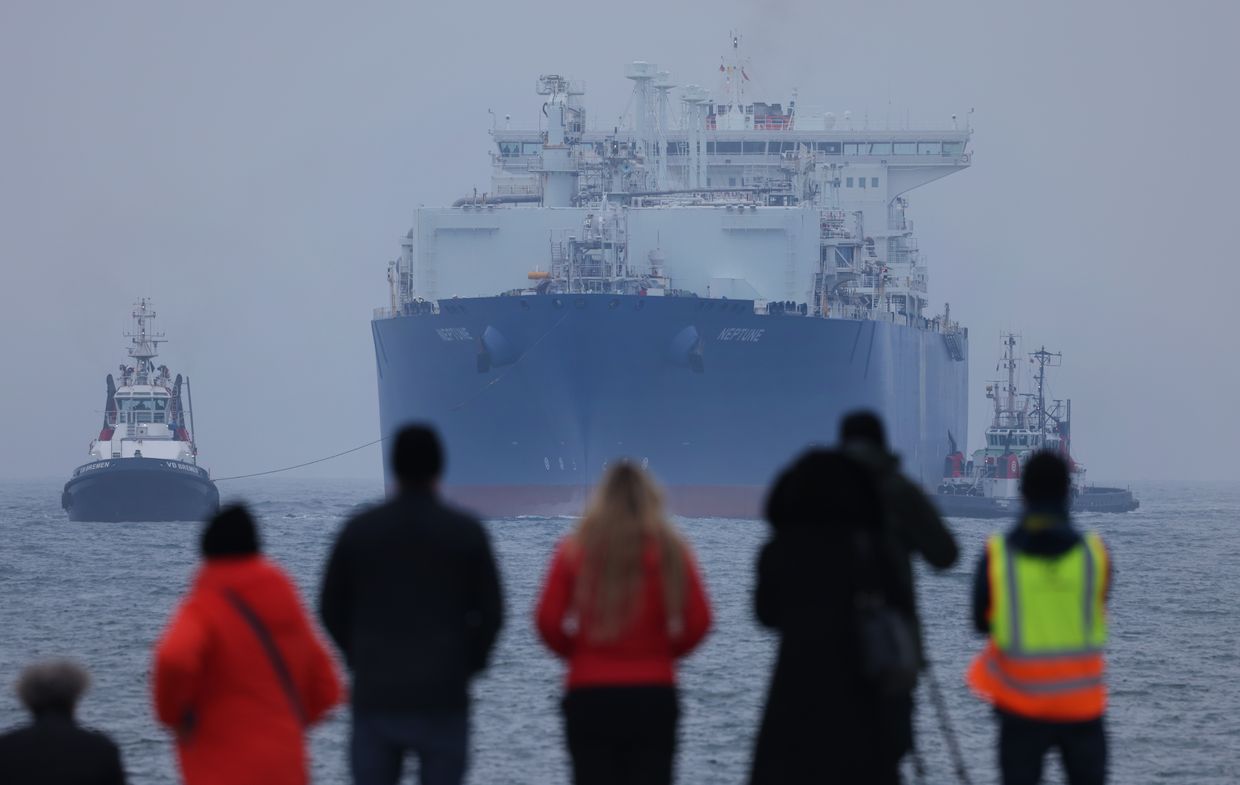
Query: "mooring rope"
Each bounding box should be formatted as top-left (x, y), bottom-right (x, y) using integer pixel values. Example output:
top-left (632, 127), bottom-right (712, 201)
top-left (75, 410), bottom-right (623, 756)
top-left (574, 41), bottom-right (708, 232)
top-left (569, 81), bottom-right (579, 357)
top-left (213, 437), bottom-right (386, 482)
top-left (214, 310), bottom-right (571, 482)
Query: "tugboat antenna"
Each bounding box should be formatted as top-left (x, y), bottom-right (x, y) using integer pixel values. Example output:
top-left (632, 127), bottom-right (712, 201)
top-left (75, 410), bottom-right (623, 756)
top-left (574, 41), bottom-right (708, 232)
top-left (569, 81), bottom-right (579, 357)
top-left (1029, 345), bottom-right (1062, 436)
top-left (186, 375), bottom-right (197, 447)
top-left (125, 298), bottom-right (165, 383)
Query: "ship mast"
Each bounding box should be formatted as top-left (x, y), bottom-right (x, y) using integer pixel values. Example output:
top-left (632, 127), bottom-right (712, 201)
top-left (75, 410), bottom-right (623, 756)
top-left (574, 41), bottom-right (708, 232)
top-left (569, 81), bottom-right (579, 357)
top-left (999, 333), bottom-right (1019, 427)
top-left (1029, 345), bottom-right (1062, 438)
top-left (125, 299), bottom-right (164, 385)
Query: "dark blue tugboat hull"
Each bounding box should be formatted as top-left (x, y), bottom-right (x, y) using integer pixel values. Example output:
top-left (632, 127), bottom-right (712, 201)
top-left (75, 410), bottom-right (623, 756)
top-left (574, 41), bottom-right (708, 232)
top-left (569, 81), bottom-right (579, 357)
top-left (934, 486), bottom-right (1140, 519)
top-left (62, 458), bottom-right (220, 522)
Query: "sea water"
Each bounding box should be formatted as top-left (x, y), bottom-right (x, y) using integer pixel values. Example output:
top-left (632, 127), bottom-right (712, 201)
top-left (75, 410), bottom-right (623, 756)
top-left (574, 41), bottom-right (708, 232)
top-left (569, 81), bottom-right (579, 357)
top-left (0, 478), bottom-right (1236, 784)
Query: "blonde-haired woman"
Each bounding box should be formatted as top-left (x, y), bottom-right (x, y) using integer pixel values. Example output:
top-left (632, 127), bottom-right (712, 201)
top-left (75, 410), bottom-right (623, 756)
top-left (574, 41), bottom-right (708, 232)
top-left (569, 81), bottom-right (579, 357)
top-left (537, 462), bottom-right (712, 785)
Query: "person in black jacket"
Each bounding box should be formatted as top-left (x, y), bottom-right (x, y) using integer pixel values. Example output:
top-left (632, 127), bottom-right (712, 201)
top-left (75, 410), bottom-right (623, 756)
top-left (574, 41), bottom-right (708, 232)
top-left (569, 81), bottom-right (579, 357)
top-left (839, 412), bottom-right (959, 768)
top-left (0, 660), bottom-right (126, 785)
top-left (320, 425), bottom-right (503, 785)
top-left (749, 449), bottom-right (908, 785)
top-left (840, 411), bottom-right (959, 654)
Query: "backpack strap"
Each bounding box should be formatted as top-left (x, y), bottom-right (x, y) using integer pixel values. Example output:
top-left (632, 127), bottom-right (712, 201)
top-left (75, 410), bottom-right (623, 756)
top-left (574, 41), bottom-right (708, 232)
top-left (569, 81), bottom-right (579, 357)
top-left (223, 589), bottom-right (307, 726)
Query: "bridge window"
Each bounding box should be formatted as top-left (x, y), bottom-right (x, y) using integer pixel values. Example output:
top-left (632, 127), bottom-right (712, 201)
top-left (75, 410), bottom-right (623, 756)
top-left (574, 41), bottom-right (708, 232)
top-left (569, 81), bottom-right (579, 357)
top-left (871, 177), bottom-right (879, 188)
top-left (816, 142), bottom-right (841, 154)
top-left (918, 142), bottom-right (942, 155)
top-left (521, 142), bottom-right (542, 156)
top-left (843, 142), bottom-right (863, 155)
top-left (894, 142), bottom-right (916, 154)
top-left (715, 141), bottom-right (742, 154)
top-left (498, 141), bottom-right (521, 157)
top-left (869, 142), bottom-right (892, 155)
top-left (743, 141), bottom-right (766, 154)
top-left (706, 141), bottom-right (716, 154)
top-left (846, 177), bottom-right (854, 187)
top-left (666, 141), bottom-right (686, 156)
top-left (943, 141), bottom-right (965, 156)
top-left (859, 177), bottom-right (866, 188)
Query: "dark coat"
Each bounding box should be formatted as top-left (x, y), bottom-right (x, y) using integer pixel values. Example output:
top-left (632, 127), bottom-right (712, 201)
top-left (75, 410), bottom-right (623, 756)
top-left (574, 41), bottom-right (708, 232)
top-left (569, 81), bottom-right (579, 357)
top-left (319, 488), bottom-right (503, 713)
top-left (845, 442), bottom-right (959, 663)
top-left (0, 714), bottom-right (125, 785)
top-left (749, 451), bottom-right (909, 785)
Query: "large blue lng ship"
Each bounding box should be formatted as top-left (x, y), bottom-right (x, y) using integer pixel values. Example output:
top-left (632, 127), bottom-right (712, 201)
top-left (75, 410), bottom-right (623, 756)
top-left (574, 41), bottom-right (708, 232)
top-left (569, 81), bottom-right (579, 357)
top-left (372, 38), bottom-right (972, 517)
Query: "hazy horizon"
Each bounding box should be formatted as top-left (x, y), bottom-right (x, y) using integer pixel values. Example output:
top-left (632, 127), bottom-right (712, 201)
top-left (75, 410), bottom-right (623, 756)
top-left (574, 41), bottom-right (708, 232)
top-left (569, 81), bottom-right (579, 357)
top-left (2, 0), bottom-right (1236, 485)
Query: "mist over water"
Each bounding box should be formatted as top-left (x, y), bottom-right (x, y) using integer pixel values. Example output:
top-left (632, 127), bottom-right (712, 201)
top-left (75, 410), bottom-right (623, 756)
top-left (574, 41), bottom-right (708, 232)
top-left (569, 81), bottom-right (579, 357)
top-left (2, 478), bottom-right (1237, 783)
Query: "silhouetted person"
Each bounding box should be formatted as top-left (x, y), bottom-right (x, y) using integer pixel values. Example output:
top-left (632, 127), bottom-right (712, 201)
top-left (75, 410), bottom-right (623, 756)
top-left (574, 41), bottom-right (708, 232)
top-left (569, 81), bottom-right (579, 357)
top-left (320, 424), bottom-right (503, 785)
top-left (750, 450), bottom-right (910, 784)
top-left (839, 412), bottom-right (959, 763)
top-left (840, 411), bottom-right (958, 653)
top-left (967, 452), bottom-right (1111, 785)
top-left (536, 462), bottom-right (711, 785)
top-left (153, 505), bottom-right (342, 785)
top-left (0, 660), bottom-right (125, 785)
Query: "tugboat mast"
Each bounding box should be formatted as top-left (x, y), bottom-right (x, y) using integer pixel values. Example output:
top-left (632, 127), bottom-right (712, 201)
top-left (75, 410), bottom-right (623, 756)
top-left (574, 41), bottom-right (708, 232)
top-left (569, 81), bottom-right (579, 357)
top-left (125, 298), bottom-right (164, 384)
top-left (1029, 345), bottom-right (1062, 436)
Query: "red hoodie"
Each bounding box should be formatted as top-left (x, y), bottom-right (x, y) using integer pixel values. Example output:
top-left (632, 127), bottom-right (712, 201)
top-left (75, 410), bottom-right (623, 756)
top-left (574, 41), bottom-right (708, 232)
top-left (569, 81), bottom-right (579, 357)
top-left (536, 537), bottom-right (712, 688)
top-left (153, 556), bottom-right (342, 785)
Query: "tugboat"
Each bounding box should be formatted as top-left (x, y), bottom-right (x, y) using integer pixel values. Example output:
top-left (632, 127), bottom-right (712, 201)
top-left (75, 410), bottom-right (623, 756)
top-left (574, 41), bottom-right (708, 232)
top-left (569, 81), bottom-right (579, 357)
top-left (62, 300), bottom-right (219, 522)
top-left (935, 334), bottom-right (1138, 519)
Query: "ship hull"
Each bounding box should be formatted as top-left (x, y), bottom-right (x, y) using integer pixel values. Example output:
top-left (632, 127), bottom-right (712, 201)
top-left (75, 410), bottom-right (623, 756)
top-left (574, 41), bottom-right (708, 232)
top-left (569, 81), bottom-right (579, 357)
top-left (934, 487), bottom-right (1140, 519)
top-left (62, 457), bottom-right (220, 522)
top-left (373, 294), bottom-right (969, 518)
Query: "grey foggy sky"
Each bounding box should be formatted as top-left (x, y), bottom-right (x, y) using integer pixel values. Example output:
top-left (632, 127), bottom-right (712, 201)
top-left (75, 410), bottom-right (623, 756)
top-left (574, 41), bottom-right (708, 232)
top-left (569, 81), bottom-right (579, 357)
top-left (1, 0), bottom-right (1236, 484)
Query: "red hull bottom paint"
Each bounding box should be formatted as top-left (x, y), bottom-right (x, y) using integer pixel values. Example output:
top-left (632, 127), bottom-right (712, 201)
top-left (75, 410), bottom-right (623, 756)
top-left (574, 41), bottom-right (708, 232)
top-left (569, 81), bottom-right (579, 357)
top-left (441, 485), bottom-right (765, 520)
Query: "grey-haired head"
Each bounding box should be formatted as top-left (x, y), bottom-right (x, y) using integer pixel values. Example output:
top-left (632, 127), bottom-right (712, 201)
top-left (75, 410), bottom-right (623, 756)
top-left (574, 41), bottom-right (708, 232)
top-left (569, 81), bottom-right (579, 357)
top-left (16, 659), bottom-right (90, 718)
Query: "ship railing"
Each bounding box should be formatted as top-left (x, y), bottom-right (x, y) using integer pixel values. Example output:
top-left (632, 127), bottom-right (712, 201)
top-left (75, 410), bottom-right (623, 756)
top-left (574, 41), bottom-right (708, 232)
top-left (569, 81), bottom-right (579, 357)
top-left (378, 299), bottom-right (442, 319)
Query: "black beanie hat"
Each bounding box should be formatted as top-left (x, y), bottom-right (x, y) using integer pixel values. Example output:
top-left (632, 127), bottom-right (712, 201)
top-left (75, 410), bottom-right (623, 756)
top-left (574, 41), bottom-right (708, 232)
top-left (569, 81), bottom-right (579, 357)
top-left (201, 504), bottom-right (260, 558)
top-left (392, 424), bottom-right (445, 487)
top-left (1021, 451), bottom-right (1071, 507)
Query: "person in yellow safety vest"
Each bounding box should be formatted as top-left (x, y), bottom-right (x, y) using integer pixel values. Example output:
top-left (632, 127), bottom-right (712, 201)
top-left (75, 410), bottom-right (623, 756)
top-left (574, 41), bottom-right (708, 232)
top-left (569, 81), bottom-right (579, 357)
top-left (967, 451), bottom-right (1111, 785)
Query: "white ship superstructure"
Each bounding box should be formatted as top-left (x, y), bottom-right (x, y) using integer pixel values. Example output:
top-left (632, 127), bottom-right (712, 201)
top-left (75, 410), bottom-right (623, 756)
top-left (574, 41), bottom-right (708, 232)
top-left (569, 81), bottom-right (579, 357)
top-left (89, 300), bottom-right (197, 463)
top-left (386, 35), bottom-right (972, 331)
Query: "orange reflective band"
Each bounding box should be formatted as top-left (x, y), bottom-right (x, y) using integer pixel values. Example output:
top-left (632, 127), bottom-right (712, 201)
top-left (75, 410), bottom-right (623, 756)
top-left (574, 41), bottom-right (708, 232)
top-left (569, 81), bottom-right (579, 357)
top-left (967, 643), bottom-right (1106, 722)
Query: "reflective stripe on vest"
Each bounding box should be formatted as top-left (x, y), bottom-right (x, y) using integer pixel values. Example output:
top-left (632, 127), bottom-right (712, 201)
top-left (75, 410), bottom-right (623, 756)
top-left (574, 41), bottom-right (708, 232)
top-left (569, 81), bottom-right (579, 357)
top-left (967, 531), bottom-right (1108, 721)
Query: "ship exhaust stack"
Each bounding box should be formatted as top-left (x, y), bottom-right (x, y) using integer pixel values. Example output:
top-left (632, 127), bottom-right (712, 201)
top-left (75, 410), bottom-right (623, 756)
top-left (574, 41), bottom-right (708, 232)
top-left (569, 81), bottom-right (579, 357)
top-left (536, 75), bottom-right (582, 208)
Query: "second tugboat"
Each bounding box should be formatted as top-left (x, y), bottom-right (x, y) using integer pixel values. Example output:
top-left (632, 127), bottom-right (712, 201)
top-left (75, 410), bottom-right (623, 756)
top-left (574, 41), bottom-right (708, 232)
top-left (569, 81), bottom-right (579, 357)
top-left (935, 334), bottom-right (1138, 519)
top-left (62, 300), bottom-right (219, 522)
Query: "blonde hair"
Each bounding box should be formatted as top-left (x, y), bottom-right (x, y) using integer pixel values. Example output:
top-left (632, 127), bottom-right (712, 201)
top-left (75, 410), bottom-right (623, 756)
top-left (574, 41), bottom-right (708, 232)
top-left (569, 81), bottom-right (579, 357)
top-left (573, 462), bottom-right (687, 641)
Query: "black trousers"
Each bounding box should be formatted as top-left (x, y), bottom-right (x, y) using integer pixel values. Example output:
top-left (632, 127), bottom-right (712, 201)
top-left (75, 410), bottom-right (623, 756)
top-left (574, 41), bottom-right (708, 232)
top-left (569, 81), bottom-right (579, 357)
top-left (562, 686), bottom-right (679, 785)
top-left (999, 711), bottom-right (1106, 785)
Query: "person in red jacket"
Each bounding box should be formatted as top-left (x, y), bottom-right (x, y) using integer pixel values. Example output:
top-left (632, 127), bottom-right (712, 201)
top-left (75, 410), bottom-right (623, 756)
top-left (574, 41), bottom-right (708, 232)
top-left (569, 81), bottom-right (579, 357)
top-left (536, 462), bottom-right (712, 785)
top-left (153, 505), bottom-right (343, 785)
